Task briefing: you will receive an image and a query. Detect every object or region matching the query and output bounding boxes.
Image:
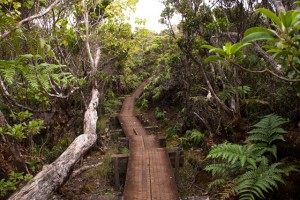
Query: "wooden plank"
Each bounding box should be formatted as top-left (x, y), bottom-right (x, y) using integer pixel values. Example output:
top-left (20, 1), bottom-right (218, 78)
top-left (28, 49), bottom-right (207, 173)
top-left (118, 83), bottom-right (179, 200)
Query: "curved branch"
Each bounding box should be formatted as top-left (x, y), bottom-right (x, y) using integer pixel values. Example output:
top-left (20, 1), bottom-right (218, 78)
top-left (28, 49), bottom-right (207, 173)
top-left (231, 61), bottom-right (300, 82)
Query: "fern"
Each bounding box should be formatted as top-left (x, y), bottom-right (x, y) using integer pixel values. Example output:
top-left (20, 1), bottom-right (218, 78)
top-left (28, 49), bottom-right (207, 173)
top-left (246, 114), bottom-right (287, 159)
top-left (0, 60), bottom-right (16, 84)
top-left (205, 114), bottom-right (295, 199)
top-left (206, 143), bottom-right (258, 168)
top-left (234, 162), bottom-right (287, 200)
top-left (205, 163), bottom-right (232, 176)
top-left (207, 178), bottom-right (226, 189)
top-left (0, 55), bottom-right (81, 103)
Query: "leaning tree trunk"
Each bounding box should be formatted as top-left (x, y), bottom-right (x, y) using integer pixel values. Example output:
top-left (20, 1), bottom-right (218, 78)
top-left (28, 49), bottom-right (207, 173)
top-left (8, 89), bottom-right (99, 200)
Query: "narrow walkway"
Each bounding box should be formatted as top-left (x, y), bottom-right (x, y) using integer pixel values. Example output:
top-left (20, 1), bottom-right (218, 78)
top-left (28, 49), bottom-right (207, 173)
top-left (118, 82), bottom-right (179, 200)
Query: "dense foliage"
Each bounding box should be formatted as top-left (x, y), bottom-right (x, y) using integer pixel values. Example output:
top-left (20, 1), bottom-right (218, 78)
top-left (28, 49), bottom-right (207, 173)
top-left (0, 0), bottom-right (299, 199)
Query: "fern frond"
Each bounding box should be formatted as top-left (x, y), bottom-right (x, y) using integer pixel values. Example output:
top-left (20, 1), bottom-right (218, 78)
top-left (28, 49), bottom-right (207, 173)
top-left (207, 178), bottom-right (226, 189)
top-left (204, 163), bottom-right (230, 175)
top-left (251, 114), bottom-right (287, 131)
top-left (0, 60), bottom-right (17, 85)
top-left (234, 162), bottom-right (286, 200)
top-left (246, 114), bottom-right (287, 159)
top-left (19, 65), bottom-right (39, 90)
top-left (206, 143), bottom-right (258, 168)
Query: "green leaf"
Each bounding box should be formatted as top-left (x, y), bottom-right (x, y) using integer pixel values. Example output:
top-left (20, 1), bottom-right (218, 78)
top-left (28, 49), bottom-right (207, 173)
top-left (256, 8), bottom-right (282, 29)
top-left (291, 11), bottom-right (300, 27)
top-left (209, 48), bottom-right (226, 56)
top-left (282, 11), bottom-right (293, 28)
top-left (244, 27), bottom-right (277, 37)
top-left (224, 43), bottom-right (232, 55)
top-left (231, 42), bottom-right (251, 55)
top-left (201, 44), bottom-right (216, 50)
top-left (242, 32), bottom-right (275, 43)
top-left (294, 1), bottom-right (300, 7)
top-left (204, 56), bottom-right (224, 63)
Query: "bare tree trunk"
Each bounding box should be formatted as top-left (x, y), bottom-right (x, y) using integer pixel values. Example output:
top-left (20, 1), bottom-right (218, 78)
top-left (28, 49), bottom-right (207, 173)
top-left (8, 1), bottom-right (101, 199)
top-left (8, 89), bottom-right (99, 200)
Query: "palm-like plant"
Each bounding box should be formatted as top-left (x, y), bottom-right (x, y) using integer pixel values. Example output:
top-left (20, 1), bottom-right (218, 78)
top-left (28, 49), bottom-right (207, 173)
top-left (201, 42), bottom-right (251, 63)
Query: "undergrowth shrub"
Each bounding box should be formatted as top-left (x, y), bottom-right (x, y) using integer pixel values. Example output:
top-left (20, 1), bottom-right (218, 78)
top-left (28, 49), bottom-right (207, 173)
top-left (0, 172), bottom-right (32, 197)
top-left (166, 123), bottom-right (182, 138)
top-left (154, 107), bottom-right (168, 122)
top-left (180, 129), bottom-right (204, 149)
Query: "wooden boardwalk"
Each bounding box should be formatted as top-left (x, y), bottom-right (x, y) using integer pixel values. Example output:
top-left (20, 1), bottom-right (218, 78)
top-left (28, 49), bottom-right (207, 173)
top-left (118, 82), bottom-right (179, 200)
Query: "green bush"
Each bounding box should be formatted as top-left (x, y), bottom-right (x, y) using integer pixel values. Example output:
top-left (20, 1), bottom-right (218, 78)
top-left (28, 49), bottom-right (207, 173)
top-left (166, 123), bottom-right (182, 138)
top-left (0, 111), bottom-right (45, 140)
top-left (154, 107), bottom-right (168, 122)
top-left (0, 172), bottom-right (32, 197)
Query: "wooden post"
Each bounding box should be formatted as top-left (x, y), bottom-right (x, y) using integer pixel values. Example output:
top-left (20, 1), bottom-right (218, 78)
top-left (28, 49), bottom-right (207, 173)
top-left (112, 156), bottom-right (120, 190)
top-left (175, 150), bottom-right (180, 183)
top-left (158, 136), bottom-right (166, 148)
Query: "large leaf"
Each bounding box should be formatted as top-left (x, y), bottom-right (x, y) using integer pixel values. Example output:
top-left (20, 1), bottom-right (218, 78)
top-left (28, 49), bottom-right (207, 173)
top-left (201, 44), bottom-right (216, 50)
top-left (242, 32), bottom-right (275, 43)
top-left (231, 42), bottom-right (251, 55)
top-left (244, 27), bottom-right (277, 37)
top-left (204, 55), bottom-right (224, 63)
top-left (256, 8), bottom-right (282, 29)
top-left (223, 43), bottom-right (232, 55)
top-left (282, 11), bottom-right (293, 29)
top-left (209, 48), bottom-right (226, 56)
top-left (291, 11), bottom-right (300, 27)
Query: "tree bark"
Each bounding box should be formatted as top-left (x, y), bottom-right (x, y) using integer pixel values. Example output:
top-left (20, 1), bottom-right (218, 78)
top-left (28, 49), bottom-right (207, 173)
top-left (271, 0), bottom-right (286, 13)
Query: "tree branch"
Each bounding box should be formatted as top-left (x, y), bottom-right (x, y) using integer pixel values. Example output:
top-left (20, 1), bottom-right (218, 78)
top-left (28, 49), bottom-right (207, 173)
top-left (70, 162), bottom-right (103, 179)
top-left (252, 42), bottom-right (284, 75)
top-left (230, 61), bottom-right (300, 82)
top-left (0, 0), bottom-right (62, 41)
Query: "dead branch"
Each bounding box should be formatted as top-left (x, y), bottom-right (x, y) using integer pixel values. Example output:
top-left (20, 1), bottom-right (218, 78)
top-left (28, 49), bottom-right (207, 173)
top-left (70, 162), bottom-right (103, 179)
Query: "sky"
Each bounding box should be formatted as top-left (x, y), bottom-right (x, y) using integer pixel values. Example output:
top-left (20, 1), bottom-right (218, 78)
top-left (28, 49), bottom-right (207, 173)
top-left (130, 0), bottom-right (168, 32)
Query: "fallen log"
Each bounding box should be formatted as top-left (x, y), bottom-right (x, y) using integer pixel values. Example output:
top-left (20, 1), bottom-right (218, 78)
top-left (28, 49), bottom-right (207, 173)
top-left (8, 89), bottom-right (99, 200)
